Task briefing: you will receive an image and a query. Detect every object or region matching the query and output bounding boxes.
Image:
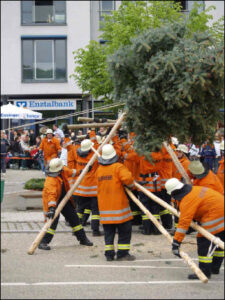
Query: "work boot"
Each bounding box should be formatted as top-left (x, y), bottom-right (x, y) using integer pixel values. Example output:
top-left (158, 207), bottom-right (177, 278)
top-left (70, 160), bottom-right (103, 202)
top-left (106, 256), bottom-right (114, 261)
top-left (79, 236), bottom-right (93, 246)
top-left (116, 254), bottom-right (136, 261)
top-left (92, 230), bottom-right (104, 237)
top-left (38, 243), bottom-right (51, 250)
top-left (211, 268), bottom-right (220, 275)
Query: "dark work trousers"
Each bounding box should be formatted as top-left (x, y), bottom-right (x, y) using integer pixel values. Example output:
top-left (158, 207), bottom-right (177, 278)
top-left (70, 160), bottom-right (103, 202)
top-left (138, 191), bottom-right (161, 234)
top-left (42, 183), bottom-right (86, 244)
top-left (158, 189), bottom-right (173, 229)
top-left (197, 231), bottom-right (224, 277)
top-left (73, 195), bottom-right (100, 232)
top-left (127, 190), bottom-right (142, 225)
top-left (103, 220), bottom-right (132, 259)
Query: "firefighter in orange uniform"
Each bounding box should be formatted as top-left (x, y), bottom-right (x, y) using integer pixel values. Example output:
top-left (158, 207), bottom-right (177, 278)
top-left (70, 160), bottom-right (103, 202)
top-left (120, 131), bottom-right (141, 225)
top-left (157, 142), bottom-right (175, 230)
top-left (188, 160), bottom-right (224, 195)
top-left (96, 144), bottom-right (136, 261)
top-left (72, 139), bottom-right (102, 236)
top-left (39, 158), bottom-right (93, 251)
top-left (38, 129), bottom-right (62, 166)
top-left (165, 178), bottom-right (224, 279)
top-left (172, 144), bottom-right (191, 180)
top-left (217, 141), bottom-right (224, 189)
top-left (138, 149), bottom-right (162, 235)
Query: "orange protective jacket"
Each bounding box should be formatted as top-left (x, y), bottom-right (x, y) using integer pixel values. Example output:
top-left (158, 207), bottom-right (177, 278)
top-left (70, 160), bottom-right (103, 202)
top-left (192, 169), bottom-right (224, 195)
top-left (96, 162), bottom-right (134, 224)
top-left (73, 147), bottom-right (99, 197)
top-left (120, 137), bottom-right (140, 180)
top-left (158, 145), bottom-right (174, 189)
top-left (39, 137), bottom-right (61, 162)
top-left (42, 166), bottom-right (76, 220)
top-left (217, 158), bottom-right (224, 189)
top-left (174, 186), bottom-right (224, 243)
top-left (172, 156), bottom-right (191, 181)
top-left (138, 151), bottom-right (162, 192)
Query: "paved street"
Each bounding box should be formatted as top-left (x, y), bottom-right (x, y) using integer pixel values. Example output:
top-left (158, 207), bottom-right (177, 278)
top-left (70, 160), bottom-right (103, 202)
top-left (1, 169), bottom-right (224, 299)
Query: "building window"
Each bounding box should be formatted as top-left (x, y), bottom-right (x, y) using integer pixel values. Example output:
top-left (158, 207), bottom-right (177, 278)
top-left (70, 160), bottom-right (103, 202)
top-left (99, 1), bottom-right (115, 24)
top-left (22, 37), bottom-right (67, 82)
top-left (21, 1), bottom-right (66, 25)
top-left (174, 0), bottom-right (187, 11)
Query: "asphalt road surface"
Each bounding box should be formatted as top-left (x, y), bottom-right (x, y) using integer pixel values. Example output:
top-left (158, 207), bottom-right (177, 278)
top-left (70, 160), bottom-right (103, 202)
top-left (1, 232), bottom-right (224, 299)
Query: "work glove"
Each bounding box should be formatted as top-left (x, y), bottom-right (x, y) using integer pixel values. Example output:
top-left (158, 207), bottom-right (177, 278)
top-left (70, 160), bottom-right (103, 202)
top-left (46, 207), bottom-right (56, 219)
top-left (172, 238), bottom-right (181, 258)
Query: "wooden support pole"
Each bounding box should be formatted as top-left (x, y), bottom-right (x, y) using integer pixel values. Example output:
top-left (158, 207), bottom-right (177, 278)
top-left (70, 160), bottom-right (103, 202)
top-left (125, 188), bottom-right (208, 283)
top-left (27, 112), bottom-right (126, 255)
top-left (78, 117), bottom-right (116, 123)
top-left (163, 141), bottom-right (192, 184)
top-left (68, 123), bottom-right (116, 129)
top-left (135, 182), bottom-right (224, 250)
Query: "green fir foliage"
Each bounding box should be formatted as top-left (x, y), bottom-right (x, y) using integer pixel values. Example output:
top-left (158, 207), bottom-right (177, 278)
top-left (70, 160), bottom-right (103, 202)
top-left (108, 22), bottom-right (224, 155)
top-left (71, 1), bottom-right (224, 103)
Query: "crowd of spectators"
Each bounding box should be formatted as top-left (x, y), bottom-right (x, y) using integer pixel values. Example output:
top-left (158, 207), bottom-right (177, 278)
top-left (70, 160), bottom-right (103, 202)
top-left (0, 124), bottom-right (82, 175)
top-left (0, 123), bottom-right (224, 177)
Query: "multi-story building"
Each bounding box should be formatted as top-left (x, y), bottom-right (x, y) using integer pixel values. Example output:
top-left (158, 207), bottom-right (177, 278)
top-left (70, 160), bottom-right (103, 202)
top-left (1, 1), bottom-right (224, 131)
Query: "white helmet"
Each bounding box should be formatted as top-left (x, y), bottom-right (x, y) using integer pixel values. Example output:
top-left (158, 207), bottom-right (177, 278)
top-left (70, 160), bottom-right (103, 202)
top-left (176, 144), bottom-right (188, 154)
top-left (96, 135), bottom-right (102, 144)
top-left (165, 178), bottom-right (184, 195)
top-left (171, 137), bottom-right (179, 146)
top-left (80, 139), bottom-right (94, 152)
top-left (220, 140), bottom-right (224, 151)
top-left (49, 158), bottom-right (64, 173)
top-left (46, 129), bottom-right (53, 135)
top-left (102, 144), bottom-right (117, 160)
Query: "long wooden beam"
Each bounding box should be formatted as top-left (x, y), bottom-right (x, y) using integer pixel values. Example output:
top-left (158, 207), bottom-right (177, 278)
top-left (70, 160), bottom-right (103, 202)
top-left (27, 112), bottom-right (126, 255)
top-left (68, 123), bottom-right (116, 129)
top-left (126, 188), bottom-right (208, 283)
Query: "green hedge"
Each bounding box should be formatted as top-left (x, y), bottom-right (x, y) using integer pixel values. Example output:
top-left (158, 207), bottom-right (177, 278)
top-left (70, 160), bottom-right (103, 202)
top-left (24, 178), bottom-right (45, 191)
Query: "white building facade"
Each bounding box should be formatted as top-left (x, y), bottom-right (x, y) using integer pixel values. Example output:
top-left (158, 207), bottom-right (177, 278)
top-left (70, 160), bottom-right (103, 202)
top-left (1, 1), bottom-right (224, 130)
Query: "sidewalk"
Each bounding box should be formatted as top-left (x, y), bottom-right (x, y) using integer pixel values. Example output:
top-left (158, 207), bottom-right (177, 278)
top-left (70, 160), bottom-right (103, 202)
top-left (1, 169), bottom-right (45, 221)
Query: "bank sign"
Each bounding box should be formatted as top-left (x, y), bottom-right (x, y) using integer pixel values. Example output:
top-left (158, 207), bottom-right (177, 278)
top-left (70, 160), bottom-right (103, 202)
top-left (13, 99), bottom-right (77, 110)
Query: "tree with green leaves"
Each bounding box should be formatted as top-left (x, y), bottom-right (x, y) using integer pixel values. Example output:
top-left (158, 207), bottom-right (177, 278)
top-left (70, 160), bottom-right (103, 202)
top-left (71, 1), bottom-right (224, 103)
top-left (107, 22), bottom-right (224, 157)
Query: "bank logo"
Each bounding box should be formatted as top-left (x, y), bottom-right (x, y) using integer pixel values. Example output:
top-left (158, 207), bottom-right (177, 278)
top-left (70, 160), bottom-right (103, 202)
top-left (16, 101), bottom-right (27, 108)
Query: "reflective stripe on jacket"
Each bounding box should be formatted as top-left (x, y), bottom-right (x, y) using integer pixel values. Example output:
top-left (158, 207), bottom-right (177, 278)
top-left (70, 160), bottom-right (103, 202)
top-left (138, 152), bottom-right (162, 192)
top-left (174, 186), bottom-right (224, 243)
top-left (96, 162), bottom-right (134, 224)
top-left (73, 148), bottom-right (98, 197)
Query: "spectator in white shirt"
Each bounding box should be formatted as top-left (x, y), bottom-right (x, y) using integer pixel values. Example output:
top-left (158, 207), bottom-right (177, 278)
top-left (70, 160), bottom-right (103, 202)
top-left (213, 133), bottom-right (222, 173)
top-left (53, 124), bottom-right (64, 139)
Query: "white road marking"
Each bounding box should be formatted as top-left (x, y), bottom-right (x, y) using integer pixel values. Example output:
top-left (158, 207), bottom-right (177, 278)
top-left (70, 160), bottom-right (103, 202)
top-left (134, 259), bottom-right (198, 262)
top-left (1, 281), bottom-right (223, 286)
top-left (65, 264), bottom-right (187, 269)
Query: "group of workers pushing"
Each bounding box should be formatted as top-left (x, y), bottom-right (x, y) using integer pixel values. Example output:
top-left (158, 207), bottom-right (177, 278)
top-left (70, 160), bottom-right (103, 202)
top-left (35, 124), bottom-right (224, 280)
